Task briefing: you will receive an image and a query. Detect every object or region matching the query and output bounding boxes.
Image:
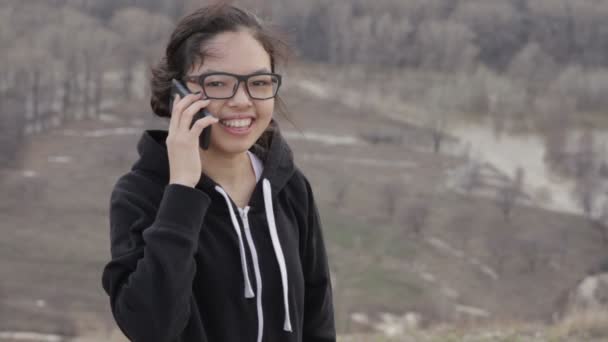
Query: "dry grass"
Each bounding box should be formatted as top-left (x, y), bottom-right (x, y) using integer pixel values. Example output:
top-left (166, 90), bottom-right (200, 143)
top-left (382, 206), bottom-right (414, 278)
top-left (549, 309), bottom-right (608, 341)
top-left (337, 315), bottom-right (608, 342)
top-left (28, 315), bottom-right (608, 342)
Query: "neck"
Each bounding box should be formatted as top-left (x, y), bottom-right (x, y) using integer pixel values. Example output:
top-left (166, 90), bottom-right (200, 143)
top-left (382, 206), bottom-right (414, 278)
top-left (199, 147), bottom-right (252, 190)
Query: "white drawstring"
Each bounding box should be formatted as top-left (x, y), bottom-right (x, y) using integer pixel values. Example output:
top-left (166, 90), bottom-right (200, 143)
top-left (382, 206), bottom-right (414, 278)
top-left (215, 180), bottom-right (292, 334)
top-left (241, 206), bottom-right (264, 342)
top-left (263, 179), bottom-right (293, 332)
top-left (215, 186), bottom-right (255, 299)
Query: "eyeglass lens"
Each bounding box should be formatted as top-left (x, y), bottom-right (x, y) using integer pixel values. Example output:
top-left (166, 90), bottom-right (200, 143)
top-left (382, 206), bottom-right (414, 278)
top-left (202, 74), bottom-right (279, 99)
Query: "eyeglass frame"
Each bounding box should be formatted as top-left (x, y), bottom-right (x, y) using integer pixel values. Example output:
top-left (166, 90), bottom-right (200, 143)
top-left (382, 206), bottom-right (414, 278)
top-left (183, 71), bottom-right (282, 100)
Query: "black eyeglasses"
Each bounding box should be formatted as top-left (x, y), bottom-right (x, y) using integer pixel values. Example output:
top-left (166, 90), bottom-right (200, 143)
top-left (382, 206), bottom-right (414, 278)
top-left (183, 72), bottom-right (282, 100)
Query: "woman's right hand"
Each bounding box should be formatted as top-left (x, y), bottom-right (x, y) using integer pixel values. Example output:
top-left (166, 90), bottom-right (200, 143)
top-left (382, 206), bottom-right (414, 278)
top-left (167, 92), bottom-right (218, 188)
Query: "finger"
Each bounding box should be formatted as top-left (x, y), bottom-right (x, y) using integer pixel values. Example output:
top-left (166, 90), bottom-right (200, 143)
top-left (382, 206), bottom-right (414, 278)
top-left (190, 115), bottom-right (219, 137)
top-left (168, 94), bottom-right (181, 134)
top-left (179, 98), bottom-right (211, 131)
top-left (173, 92), bottom-right (203, 130)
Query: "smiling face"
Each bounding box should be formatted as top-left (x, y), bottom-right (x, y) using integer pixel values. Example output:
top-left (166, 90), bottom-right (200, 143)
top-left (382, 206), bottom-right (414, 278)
top-left (185, 29), bottom-right (275, 156)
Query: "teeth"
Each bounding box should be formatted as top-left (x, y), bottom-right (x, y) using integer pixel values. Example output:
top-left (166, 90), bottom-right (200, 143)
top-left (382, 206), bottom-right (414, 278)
top-left (221, 118), bottom-right (252, 128)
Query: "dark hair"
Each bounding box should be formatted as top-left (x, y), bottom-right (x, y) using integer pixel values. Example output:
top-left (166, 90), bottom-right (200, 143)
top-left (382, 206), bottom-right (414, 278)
top-left (149, 3), bottom-right (292, 146)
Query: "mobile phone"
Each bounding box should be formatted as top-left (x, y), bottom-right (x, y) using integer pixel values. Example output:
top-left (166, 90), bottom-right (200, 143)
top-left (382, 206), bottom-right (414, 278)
top-left (170, 78), bottom-right (212, 150)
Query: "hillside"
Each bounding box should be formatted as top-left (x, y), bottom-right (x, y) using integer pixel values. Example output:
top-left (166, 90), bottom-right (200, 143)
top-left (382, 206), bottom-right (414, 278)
top-left (1, 65), bottom-right (607, 340)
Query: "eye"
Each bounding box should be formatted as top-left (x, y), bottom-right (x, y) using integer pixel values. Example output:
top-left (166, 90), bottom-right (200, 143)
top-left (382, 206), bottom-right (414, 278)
top-left (249, 75), bottom-right (274, 87)
top-left (205, 81), bottom-right (224, 87)
top-left (251, 80), bottom-right (271, 86)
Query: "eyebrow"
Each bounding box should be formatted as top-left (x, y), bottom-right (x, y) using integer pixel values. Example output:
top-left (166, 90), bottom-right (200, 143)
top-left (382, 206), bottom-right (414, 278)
top-left (201, 68), bottom-right (271, 74)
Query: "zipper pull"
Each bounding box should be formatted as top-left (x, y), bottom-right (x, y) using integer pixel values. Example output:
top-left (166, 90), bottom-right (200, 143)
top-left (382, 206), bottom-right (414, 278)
top-left (238, 207), bottom-right (248, 220)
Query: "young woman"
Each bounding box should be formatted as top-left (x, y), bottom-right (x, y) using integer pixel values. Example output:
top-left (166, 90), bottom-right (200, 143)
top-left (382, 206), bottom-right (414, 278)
top-left (101, 4), bottom-right (336, 342)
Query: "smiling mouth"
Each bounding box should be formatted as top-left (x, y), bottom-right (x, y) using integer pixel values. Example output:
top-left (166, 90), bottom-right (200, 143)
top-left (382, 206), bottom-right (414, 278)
top-left (219, 118), bottom-right (254, 128)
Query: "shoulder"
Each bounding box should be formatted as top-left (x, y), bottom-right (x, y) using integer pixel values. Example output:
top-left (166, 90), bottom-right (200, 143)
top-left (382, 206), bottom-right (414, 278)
top-left (110, 169), bottom-right (167, 221)
top-left (113, 167), bottom-right (166, 198)
top-left (286, 166), bottom-right (312, 191)
top-left (282, 167), bottom-right (317, 210)
top-left (108, 170), bottom-right (168, 254)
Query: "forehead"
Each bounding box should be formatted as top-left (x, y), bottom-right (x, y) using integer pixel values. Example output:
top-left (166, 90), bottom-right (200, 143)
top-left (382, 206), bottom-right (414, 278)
top-left (191, 30), bottom-right (271, 74)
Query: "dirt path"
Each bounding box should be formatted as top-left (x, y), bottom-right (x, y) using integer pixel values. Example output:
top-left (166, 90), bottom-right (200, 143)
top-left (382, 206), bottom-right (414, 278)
top-left (0, 116), bottom-right (150, 338)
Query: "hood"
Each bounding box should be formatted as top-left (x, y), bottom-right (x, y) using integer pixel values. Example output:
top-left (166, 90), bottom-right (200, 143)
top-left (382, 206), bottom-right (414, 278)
top-left (131, 121), bottom-right (296, 197)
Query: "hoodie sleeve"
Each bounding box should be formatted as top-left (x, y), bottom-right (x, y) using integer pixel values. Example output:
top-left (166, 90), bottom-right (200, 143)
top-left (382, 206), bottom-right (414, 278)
top-left (301, 177), bottom-right (337, 342)
top-left (101, 176), bottom-right (210, 342)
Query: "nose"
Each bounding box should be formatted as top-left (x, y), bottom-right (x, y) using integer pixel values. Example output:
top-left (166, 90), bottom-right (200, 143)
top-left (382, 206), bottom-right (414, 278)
top-left (227, 81), bottom-right (252, 107)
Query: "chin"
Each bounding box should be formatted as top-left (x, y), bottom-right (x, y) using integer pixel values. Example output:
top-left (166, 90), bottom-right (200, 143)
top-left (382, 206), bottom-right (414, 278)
top-left (213, 143), bottom-right (251, 155)
top-left (210, 135), bottom-right (260, 155)
top-left (210, 122), bottom-right (269, 155)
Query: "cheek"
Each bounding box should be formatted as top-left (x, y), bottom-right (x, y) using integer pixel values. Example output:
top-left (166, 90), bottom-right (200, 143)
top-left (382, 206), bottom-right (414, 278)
top-left (255, 101), bottom-right (275, 121)
top-left (206, 102), bottom-right (223, 117)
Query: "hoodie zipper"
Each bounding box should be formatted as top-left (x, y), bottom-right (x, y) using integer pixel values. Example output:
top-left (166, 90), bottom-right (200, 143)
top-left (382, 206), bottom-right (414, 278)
top-left (238, 206), bottom-right (264, 342)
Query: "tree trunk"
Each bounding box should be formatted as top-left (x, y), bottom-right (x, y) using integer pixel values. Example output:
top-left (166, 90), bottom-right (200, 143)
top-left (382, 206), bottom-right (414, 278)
top-left (83, 55), bottom-right (91, 118)
top-left (94, 68), bottom-right (103, 118)
top-left (123, 57), bottom-right (134, 101)
top-left (61, 57), bottom-right (76, 123)
top-left (61, 75), bottom-right (71, 123)
top-left (31, 69), bottom-right (41, 132)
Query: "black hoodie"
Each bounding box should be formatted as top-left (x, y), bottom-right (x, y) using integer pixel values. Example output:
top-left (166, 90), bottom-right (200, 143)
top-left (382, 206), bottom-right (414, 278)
top-left (101, 127), bottom-right (336, 342)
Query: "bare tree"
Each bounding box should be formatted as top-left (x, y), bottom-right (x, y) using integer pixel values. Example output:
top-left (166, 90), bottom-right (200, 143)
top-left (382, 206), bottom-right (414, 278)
top-left (83, 54), bottom-right (92, 118)
top-left (332, 178), bottom-right (348, 210)
top-left (452, 213), bottom-right (474, 250)
top-left (90, 28), bottom-right (121, 117)
top-left (61, 55), bottom-right (77, 119)
top-left (82, 31), bottom-right (119, 119)
top-left (571, 128), bottom-right (603, 227)
top-left (425, 84), bottom-right (450, 153)
top-left (526, 0), bottom-right (576, 65)
top-left (451, 0), bottom-right (524, 69)
top-left (316, 2), bottom-right (416, 66)
top-left (519, 239), bottom-right (544, 274)
top-left (110, 7), bottom-right (174, 101)
top-left (574, 128), bottom-right (595, 179)
top-left (46, 8), bottom-right (101, 122)
top-left (0, 87), bottom-right (26, 168)
top-left (461, 156), bottom-right (483, 196)
top-left (415, 20), bottom-right (479, 72)
top-left (595, 200), bottom-right (608, 245)
top-left (1, 3), bottom-right (67, 132)
top-left (6, 44), bottom-right (47, 133)
top-left (22, 7), bottom-right (118, 123)
top-left (600, 161), bottom-right (608, 179)
top-left (538, 97), bottom-right (572, 170)
top-left (568, 0), bottom-right (608, 67)
top-left (507, 42), bottom-right (558, 97)
top-left (430, 120), bottom-right (446, 154)
top-left (497, 167), bottom-right (525, 222)
top-left (486, 228), bottom-right (513, 276)
top-left (574, 174), bottom-right (600, 220)
top-left (402, 201), bottom-right (430, 237)
top-left (384, 182), bottom-right (403, 222)
top-left (373, 13), bottom-right (413, 66)
top-left (0, 285), bottom-right (5, 327)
